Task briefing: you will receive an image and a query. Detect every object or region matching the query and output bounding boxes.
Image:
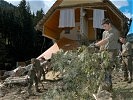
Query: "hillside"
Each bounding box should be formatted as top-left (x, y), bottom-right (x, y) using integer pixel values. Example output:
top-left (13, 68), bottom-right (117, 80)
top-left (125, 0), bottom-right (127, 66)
top-left (0, 0), bottom-right (16, 70)
top-left (0, 0), bottom-right (16, 9)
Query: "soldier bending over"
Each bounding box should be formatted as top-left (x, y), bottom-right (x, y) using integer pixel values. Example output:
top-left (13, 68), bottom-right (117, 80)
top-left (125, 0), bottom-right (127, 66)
top-left (27, 58), bottom-right (45, 95)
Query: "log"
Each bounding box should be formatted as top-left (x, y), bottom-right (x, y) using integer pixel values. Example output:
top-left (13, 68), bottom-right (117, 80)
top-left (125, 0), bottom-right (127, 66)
top-left (3, 76), bottom-right (28, 85)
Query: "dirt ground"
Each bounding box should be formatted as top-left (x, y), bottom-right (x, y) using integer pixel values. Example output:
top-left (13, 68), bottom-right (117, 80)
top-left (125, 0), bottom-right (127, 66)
top-left (0, 71), bottom-right (61, 100)
top-left (0, 70), bottom-right (133, 100)
top-left (112, 69), bottom-right (133, 100)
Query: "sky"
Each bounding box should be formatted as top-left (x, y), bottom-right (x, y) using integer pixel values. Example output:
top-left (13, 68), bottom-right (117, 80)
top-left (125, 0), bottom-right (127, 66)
top-left (4, 0), bottom-right (56, 13)
top-left (4, 0), bottom-right (133, 34)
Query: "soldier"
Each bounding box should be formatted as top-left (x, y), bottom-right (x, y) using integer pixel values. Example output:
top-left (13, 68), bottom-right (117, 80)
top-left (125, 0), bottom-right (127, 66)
top-left (95, 18), bottom-right (119, 91)
top-left (27, 60), bottom-right (39, 95)
top-left (31, 58), bottom-right (46, 81)
top-left (119, 36), bottom-right (132, 83)
top-left (27, 58), bottom-right (45, 95)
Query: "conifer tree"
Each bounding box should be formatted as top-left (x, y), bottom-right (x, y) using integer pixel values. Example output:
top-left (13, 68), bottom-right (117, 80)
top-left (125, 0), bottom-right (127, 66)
top-left (17, 0), bottom-right (34, 60)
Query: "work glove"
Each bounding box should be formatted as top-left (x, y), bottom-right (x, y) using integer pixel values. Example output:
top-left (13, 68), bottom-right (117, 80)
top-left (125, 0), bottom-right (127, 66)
top-left (89, 43), bottom-right (99, 48)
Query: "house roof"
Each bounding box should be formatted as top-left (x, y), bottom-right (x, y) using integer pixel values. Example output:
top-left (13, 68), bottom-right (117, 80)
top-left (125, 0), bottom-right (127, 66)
top-left (59, 0), bottom-right (103, 7)
top-left (35, 0), bottom-right (129, 36)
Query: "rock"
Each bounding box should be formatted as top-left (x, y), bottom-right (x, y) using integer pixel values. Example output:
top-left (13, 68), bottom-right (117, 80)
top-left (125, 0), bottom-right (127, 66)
top-left (3, 76), bottom-right (28, 86)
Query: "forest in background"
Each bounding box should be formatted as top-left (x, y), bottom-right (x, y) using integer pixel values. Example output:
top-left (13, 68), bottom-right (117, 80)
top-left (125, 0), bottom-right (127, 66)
top-left (0, 0), bottom-right (53, 70)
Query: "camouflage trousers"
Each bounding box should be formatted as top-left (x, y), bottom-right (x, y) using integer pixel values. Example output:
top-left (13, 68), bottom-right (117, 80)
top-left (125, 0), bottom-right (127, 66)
top-left (27, 69), bottom-right (39, 94)
top-left (122, 56), bottom-right (132, 80)
top-left (103, 49), bottom-right (118, 91)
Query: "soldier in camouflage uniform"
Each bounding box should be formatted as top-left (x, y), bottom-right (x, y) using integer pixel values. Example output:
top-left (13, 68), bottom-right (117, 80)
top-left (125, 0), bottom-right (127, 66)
top-left (95, 18), bottom-right (119, 91)
top-left (27, 59), bottom-right (39, 95)
top-left (31, 58), bottom-right (46, 81)
top-left (119, 36), bottom-right (132, 83)
top-left (27, 58), bottom-right (46, 95)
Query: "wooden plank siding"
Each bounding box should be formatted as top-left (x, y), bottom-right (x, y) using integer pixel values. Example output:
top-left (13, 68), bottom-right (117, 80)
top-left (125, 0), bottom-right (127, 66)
top-left (87, 9), bottom-right (95, 40)
top-left (44, 10), bottom-right (63, 40)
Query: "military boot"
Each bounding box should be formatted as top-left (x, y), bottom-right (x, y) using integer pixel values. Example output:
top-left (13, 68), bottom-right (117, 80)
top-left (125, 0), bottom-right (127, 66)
top-left (127, 71), bottom-right (132, 83)
top-left (123, 71), bottom-right (128, 82)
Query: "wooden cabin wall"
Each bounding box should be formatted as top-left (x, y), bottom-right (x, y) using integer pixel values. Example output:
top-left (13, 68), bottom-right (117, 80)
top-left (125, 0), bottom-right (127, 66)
top-left (60, 22), bottom-right (80, 40)
top-left (44, 10), bottom-right (63, 40)
top-left (44, 26), bottom-right (59, 40)
top-left (75, 8), bottom-right (80, 22)
top-left (75, 8), bottom-right (96, 41)
top-left (59, 8), bottom-right (80, 40)
top-left (87, 10), bottom-right (96, 41)
top-left (73, 8), bottom-right (96, 41)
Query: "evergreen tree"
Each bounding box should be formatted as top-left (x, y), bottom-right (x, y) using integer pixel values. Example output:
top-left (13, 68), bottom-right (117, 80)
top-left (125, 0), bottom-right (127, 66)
top-left (0, 0), bottom-right (53, 70)
top-left (36, 8), bottom-right (44, 22)
top-left (16, 0), bottom-right (34, 60)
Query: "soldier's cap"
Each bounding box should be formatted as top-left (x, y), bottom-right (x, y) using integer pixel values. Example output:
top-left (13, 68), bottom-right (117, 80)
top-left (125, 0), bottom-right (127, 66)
top-left (102, 18), bottom-right (111, 25)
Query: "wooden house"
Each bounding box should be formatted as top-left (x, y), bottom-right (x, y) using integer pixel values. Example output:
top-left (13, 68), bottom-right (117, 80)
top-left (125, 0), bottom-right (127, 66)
top-left (35, 0), bottom-right (130, 59)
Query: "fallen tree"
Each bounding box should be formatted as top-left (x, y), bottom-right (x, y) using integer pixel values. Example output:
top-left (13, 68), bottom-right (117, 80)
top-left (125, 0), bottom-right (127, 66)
top-left (43, 46), bottom-right (111, 100)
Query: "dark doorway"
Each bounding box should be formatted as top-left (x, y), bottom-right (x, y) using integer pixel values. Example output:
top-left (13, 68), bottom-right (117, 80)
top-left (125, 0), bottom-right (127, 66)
top-left (96, 28), bottom-right (104, 41)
